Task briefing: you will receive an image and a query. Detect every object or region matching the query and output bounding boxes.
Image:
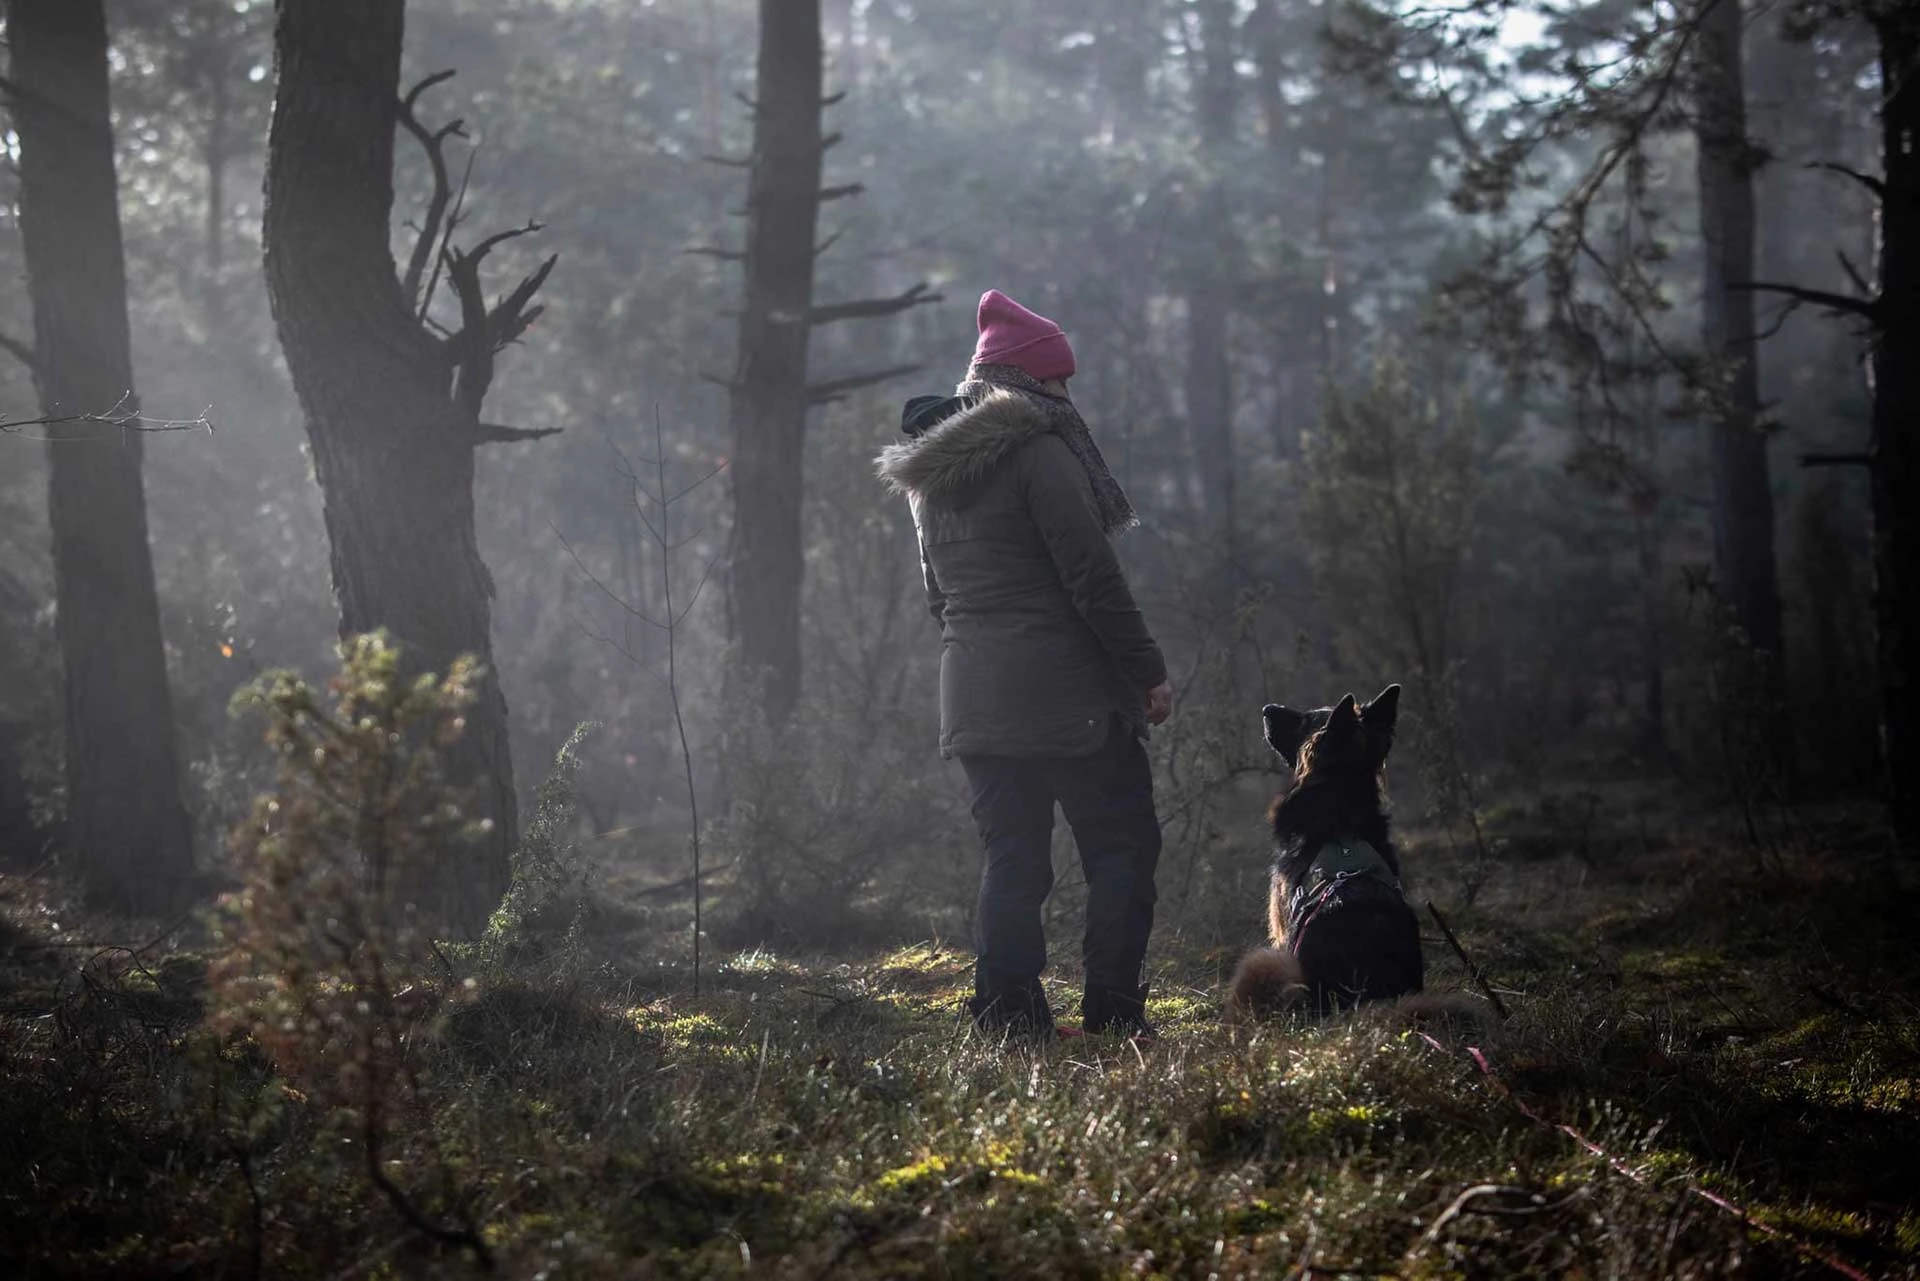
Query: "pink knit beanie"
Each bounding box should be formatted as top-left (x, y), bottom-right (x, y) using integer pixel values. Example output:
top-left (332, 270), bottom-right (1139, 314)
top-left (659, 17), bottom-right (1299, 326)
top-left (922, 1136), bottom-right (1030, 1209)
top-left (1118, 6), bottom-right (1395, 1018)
top-left (970, 289), bottom-right (1076, 383)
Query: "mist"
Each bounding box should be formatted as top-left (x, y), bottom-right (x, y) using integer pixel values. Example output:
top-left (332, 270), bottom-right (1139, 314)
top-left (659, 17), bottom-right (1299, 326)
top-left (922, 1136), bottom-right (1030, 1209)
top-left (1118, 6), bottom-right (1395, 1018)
top-left (1, 1), bottom-right (1913, 1275)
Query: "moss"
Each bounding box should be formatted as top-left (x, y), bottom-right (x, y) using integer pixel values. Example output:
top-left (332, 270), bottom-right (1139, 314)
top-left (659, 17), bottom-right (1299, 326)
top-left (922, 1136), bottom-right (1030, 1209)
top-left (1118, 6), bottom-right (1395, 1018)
top-left (6, 822), bottom-right (1917, 1278)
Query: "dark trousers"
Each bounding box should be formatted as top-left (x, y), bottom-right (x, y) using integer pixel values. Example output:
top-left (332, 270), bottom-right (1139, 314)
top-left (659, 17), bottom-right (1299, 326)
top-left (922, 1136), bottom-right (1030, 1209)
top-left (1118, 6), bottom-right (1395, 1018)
top-left (959, 718), bottom-right (1161, 1026)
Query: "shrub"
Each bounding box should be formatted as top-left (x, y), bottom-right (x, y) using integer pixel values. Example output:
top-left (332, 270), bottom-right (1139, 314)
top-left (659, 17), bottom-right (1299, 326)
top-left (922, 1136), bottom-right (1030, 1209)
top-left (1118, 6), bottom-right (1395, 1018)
top-left (208, 632), bottom-right (491, 1264)
top-left (471, 720), bottom-right (600, 983)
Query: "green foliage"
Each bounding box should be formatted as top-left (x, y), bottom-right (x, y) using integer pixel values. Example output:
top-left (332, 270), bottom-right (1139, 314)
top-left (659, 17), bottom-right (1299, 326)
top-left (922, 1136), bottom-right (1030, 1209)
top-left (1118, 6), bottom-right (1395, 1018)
top-left (207, 632), bottom-right (490, 1260)
top-left (1300, 350), bottom-right (1481, 685)
top-left (221, 630), bottom-right (484, 916)
top-left (7, 802), bottom-right (1920, 1276)
top-left (1299, 352), bottom-right (1498, 881)
top-left (211, 631), bottom-right (480, 1077)
top-left (477, 720), bottom-right (600, 979)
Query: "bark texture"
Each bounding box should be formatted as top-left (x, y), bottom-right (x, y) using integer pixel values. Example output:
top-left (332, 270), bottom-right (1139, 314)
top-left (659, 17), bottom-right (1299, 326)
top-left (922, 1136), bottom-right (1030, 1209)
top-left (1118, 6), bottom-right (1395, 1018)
top-left (263, 0), bottom-right (518, 928)
top-left (1869, 2), bottom-right (1918, 845)
top-left (1693, 0), bottom-right (1785, 665)
top-left (8, 0), bottom-right (196, 909)
top-left (727, 0), bottom-right (825, 724)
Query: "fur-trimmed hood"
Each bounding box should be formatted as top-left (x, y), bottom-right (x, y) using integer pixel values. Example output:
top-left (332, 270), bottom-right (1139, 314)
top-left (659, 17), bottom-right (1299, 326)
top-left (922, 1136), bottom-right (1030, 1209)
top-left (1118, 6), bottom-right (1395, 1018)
top-left (874, 388), bottom-right (1051, 501)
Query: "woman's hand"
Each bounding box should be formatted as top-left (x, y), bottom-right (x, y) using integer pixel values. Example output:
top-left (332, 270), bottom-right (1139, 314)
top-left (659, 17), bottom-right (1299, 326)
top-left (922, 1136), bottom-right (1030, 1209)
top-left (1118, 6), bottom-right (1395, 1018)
top-left (1144, 681), bottom-right (1174, 726)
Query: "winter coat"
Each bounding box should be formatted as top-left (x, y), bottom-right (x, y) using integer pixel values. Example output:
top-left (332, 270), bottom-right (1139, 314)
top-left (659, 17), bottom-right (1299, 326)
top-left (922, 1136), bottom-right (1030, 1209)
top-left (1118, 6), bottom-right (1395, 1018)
top-left (876, 388), bottom-right (1167, 758)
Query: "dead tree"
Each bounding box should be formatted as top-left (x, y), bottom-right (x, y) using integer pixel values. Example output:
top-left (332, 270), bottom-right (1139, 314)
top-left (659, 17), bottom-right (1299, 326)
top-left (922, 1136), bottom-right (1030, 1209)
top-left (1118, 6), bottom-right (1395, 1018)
top-left (716, 0), bottom-right (934, 725)
top-left (262, 1), bottom-right (557, 930)
top-left (1760, 2), bottom-right (1918, 845)
top-left (3, 0), bottom-right (197, 910)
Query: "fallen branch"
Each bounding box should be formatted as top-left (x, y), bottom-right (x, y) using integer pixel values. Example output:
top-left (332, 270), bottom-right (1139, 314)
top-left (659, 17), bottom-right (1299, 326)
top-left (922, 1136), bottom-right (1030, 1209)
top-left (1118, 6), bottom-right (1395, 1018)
top-left (1425, 1036), bottom-right (1875, 1281)
top-left (1425, 899), bottom-right (1511, 1022)
top-left (1415, 1182), bottom-right (1589, 1255)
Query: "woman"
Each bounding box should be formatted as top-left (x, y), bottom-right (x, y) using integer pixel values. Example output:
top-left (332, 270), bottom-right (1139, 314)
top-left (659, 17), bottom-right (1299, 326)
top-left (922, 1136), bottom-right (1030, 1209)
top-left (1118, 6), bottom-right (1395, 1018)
top-left (877, 289), bottom-right (1173, 1039)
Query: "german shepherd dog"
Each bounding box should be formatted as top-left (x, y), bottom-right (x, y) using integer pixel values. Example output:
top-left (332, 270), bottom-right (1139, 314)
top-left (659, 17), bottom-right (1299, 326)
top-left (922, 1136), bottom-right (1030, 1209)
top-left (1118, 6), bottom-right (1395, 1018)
top-left (1227, 685), bottom-right (1426, 1019)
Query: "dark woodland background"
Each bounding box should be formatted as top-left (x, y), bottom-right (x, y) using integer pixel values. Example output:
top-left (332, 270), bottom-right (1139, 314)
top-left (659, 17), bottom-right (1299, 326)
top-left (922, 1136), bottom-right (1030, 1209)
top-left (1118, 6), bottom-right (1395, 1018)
top-left (1, 0), bottom-right (1917, 1276)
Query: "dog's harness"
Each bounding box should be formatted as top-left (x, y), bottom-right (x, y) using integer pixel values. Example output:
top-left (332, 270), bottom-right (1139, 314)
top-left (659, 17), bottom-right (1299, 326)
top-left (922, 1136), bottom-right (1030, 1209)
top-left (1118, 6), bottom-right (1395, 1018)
top-left (1284, 838), bottom-right (1402, 955)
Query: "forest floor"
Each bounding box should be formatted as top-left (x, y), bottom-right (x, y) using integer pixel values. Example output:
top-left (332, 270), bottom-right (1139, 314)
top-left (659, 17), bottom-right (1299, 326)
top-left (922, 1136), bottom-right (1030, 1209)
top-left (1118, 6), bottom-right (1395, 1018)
top-left (2, 786), bottom-right (1918, 1279)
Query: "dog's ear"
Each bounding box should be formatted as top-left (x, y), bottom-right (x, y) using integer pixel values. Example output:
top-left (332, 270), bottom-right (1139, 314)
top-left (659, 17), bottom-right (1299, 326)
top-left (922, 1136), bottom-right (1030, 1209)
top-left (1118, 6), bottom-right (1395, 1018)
top-left (1262, 703), bottom-right (1310, 766)
top-left (1361, 684), bottom-right (1400, 737)
top-left (1327, 693), bottom-right (1361, 734)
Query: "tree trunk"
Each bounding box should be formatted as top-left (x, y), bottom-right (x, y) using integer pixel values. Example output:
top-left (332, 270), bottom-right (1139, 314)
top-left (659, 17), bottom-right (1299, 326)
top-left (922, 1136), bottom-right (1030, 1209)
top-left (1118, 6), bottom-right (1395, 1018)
top-left (263, 0), bottom-right (518, 930)
top-left (1248, 0), bottom-right (1298, 459)
top-left (1869, 3), bottom-right (1918, 846)
top-left (1185, 0), bottom-right (1239, 588)
top-left (7, 0), bottom-right (196, 911)
top-left (728, 0), bottom-right (824, 725)
top-left (1094, 0), bottom-right (1156, 144)
top-left (203, 36), bottom-right (231, 328)
top-left (1693, 0), bottom-right (1787, 664)
top-left (1637, 509), bottom-right (1668, 759)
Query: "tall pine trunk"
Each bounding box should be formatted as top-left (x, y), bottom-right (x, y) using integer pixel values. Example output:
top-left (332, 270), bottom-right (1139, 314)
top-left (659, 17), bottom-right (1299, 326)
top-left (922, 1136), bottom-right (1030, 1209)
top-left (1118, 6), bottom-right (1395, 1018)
top-left (263, 0), bottom-right (519, 929)
top-left (1185, 0), bottom-right (1239, 587)
top-left (1693, 0), bottom-right (1787, 674)
top-left (7, 0), bottom-right (196, 910)
top-left (728, 0), bottom-right (824, 724)
top-left (1868, 4), bottom-right (1918, 845)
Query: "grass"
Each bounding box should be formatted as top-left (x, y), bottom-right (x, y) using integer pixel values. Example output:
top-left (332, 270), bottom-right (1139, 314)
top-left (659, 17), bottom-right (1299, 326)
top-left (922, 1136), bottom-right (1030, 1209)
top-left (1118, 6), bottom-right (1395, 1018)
top-left (2, 791), bottom-right (1917, 1278)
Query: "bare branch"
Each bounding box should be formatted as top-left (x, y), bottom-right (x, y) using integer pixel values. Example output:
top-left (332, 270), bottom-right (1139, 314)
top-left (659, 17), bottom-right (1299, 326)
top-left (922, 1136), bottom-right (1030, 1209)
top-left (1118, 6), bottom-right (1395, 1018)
top-left (417, 148), bottom-right (477, 322)
top-left (463, 220), bottom-right (546, 263)
top-left (821, 131), bottom-right (843, 152)
top-left (1808, 160), bottom-right (1885, 200)
top-left (672, 554), bottom-right (721, 628)
top-left (475, 422), bottom-right (562, 445)
top-left (1800, 451), bottom-right (1872, 469)
top-left (1836, 249), bottom-right (1872, 298)
top-left (809, 283), bottom-right (941, 326)
top-left (395, 71), bottom-right (468, 311)
top-left (699, 152), bottom-right (753, 169)
top-left (550, 521), bottom-right (669, 630)
top-left (666, 459), bottom-right (730, 508)
top-left (0, 330), bottom-right (37, 374)
top-left (684, 246), bottom-right (747, 262)
top-left (1729, 281), bottom-right (1876, 320)
top-left (821, 89), bottom-right (849, 108)
top-left (402, 68), bottom-right (458, 111)
top-left (440, 223), bottom-right (555, 422)
top-left (2, 394), bottom-right (215, 438)
top-left (1753, 296), bottom-right (1800, 342)
top-left (818, 182), bottom-right (865, 203)
top-left (805, 364), bottom-right (922, 405)
top-left (486, 254), bottom-right (557, 350)
top-left (812, 227), bottom-right (847, 259)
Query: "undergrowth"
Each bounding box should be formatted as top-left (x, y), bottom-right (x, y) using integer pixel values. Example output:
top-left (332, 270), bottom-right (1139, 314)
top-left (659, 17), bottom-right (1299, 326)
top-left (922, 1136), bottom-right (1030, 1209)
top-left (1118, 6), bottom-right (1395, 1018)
top-left (1, 708), bottom-right (1915, 1277)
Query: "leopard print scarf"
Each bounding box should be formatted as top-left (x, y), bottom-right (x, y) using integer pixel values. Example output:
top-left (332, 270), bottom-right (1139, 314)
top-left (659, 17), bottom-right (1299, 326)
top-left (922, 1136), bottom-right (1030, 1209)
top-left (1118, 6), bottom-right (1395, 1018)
top-left (958, 363), bottom-right (1139, 536)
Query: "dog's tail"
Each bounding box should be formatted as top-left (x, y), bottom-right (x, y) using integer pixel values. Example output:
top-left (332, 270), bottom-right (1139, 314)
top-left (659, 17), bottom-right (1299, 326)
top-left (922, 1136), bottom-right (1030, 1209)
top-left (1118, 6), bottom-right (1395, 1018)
top-left (1226, 947), bottom-right (1309, 1023)
top-left (1393, 990), bottom-right (1502, 1043)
